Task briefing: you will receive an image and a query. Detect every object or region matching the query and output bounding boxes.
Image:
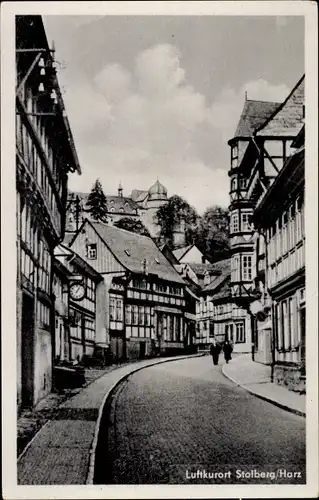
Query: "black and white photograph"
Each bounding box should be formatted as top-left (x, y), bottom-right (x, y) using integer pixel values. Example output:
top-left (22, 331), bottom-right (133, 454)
top-left (1, 1), bottom-right (318, 498)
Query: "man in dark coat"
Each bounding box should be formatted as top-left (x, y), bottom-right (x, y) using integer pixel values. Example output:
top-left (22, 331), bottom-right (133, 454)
top-left (210, 338), bottom-right (221, 365)
top-left (223, 340), bottom-right (233, 363)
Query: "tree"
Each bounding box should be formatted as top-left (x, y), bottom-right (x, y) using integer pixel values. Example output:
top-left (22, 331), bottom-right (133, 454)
top-left (156, 195), bottom-right (199, 248)
top-left (113, 217), bottom-right (150, 236)
top-left (196, 205), bottom-right (230, 262)
top-left (86, 179), bottom-right (108, 223)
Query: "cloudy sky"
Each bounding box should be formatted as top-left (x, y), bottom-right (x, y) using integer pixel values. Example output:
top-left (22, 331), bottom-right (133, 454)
top-left (43, 15), bottom-right (304, 213)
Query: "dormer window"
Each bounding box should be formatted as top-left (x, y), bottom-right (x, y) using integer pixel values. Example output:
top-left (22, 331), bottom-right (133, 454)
top-left (120, 207), bottom-right (124, 213)
top-left (110, 207), bottom-right (115, 212)
top-left (110, 200), bottom-right (114, 204)
top-left (125, 201), bottom-right (129, 207)
top-left (86, 243), bottom-right (97, 260)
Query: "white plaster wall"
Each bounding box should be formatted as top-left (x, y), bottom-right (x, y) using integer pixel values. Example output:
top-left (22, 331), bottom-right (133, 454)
top-left (180, 246), bottom-right (205, 264)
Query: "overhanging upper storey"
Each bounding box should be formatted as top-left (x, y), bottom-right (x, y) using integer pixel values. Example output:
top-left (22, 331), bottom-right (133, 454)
top-left (16, 15), bottom-right (81, 175)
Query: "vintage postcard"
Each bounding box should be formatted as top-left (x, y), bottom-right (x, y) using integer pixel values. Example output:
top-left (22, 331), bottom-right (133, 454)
top-left (1, 1), bottom-right (318, 499)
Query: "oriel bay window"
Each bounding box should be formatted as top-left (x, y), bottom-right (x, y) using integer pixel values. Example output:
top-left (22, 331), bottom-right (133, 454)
top-left (230, 212), bottom-right (239, 234)
top-left (239, 177), bottom-right (247, 190)
top-left (242, 255), bottom-right (252, 281)
top-left (231, 256), bottom-right (240, 282)
top-left (241, 212), bottom-right (253, 232)
top-left (231, 177), bottom-right (237, 192)
top-left (231, 143), bottom-right (239, 169)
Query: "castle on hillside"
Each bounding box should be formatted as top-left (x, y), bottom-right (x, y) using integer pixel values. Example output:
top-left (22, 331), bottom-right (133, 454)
top-left (66, 180), bottom-right (186, 248)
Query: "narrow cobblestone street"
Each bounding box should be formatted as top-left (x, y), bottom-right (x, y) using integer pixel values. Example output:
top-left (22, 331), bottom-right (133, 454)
top-left (95, 356), bottom-right (306, 485)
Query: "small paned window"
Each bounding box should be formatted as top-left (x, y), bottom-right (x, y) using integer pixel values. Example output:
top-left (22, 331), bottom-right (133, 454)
top-left (86, 243), bottom-right (97, 260)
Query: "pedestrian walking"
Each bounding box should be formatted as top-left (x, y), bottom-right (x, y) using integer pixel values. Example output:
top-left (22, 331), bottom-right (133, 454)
top-left (223, 340), bottom-right (233, 364)
top-left (210, 338), bottom-right (221, 366)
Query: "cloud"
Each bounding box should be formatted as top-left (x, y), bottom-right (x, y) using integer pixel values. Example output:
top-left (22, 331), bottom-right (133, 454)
top-left (135, 44), bottom-right (185, 97)
top-left (64, 44), bottom-right (290, 214)
top-left (94, 63), bottom-right (132, 104)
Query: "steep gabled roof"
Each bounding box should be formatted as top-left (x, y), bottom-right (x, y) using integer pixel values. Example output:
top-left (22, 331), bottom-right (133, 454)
top-left (233, 99), bottom-right (281, 139)
top-left (256, 75), bottom-right (305, 137)
top-left (90, 222), bottom-right (185, 284)
top-left (54, 244), bottom-right (103, 280)
top-left (187, 262), bottom-right (216, 276)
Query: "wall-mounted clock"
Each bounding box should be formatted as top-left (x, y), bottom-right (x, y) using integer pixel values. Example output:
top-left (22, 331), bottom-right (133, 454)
top-left (69, 281), bottom-right (86, 301)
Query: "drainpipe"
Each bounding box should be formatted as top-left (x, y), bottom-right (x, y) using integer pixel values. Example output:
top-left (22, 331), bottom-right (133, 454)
top-left (250, 312), bottom-right (255, 362)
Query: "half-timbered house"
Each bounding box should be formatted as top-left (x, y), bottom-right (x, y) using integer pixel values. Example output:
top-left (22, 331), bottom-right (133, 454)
top-left (196, 259), bottom-right (252, 352)
top-left (54, 245), bottom-right (104, 361)
top-left (16, 16), bottom-right (81, 407)
top-left (69, 220), bottom-right (190, 360)
top-left (228, 75), bottom-right (305, 384)
top-left (253, 123), bottom-right (305, 391)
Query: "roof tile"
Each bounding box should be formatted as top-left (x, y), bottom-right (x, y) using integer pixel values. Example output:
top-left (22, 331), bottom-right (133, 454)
top-left (234, 100), bottom-right (281, 138)
top-left (91, 222), bottom-right (185, 284)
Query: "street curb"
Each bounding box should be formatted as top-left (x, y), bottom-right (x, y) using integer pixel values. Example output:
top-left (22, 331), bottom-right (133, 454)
top-left (17, 418), bottom-right (51, 464)
top-left (221, 365), bottom-right (306, 418)
top-left (86, 353), bottom-right (205, 485)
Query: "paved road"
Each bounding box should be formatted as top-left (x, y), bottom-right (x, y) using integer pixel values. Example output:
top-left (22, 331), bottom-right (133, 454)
top-left (95, 356), bottom-right (306, 485)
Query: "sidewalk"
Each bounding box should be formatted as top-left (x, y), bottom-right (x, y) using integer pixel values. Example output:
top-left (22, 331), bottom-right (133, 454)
top-left (17, 362), bottom-right (143, 457)
top-left (222, 354), bottom-right (306, 417)
top-left (17, 354), bottom-right (202, 485)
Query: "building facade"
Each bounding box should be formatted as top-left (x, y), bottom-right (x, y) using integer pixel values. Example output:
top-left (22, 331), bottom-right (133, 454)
top-left (69, 220), bottom-right (192, 360)
top-left (16, 16), bottom-right (81, 408)
top-left (253, 124), bottom-right (305, 391)
top-left (54, 245), bottom-right (104, 362)
top-left (195, 260), bottom-right (251, 352)
top-left (228, 76), bottom-right (305, 391)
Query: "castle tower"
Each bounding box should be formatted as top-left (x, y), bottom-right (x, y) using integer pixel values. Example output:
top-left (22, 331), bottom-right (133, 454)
top-left (172, 217), bottom-right (186, 248)
top-left (143, 180), bottom-right (168, 238)
top-left (118, 182), bottom-right (123, 198)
